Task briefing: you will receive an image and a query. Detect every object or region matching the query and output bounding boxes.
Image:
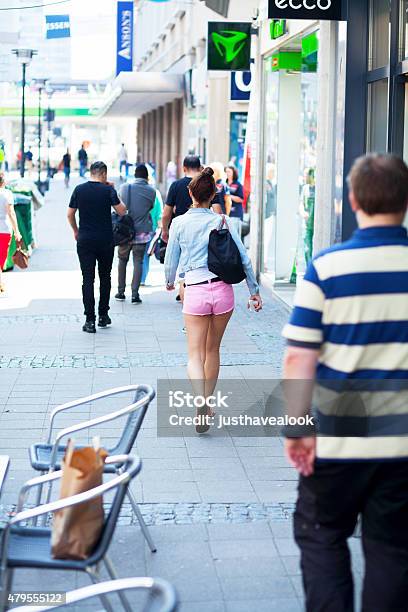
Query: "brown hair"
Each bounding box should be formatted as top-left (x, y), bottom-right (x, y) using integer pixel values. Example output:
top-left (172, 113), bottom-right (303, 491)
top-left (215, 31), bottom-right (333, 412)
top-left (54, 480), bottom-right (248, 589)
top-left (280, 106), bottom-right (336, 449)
top-left (226, 165), bottom-right (239, 183)
top-left (189, 167), bottom-right (216, 204)
top-left (347, 154), bottom-right (408, 216)
top-left (0, 172), bottom-right (5, 187)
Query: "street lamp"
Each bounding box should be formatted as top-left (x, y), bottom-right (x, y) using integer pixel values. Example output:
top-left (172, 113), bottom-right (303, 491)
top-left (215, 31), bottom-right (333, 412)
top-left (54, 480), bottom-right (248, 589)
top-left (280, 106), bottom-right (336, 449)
top-left (34, 78), bottom-right (48, 189)
top-left (12, 48), bottom-right (38, 178)
top-left (45, 85), bottom-right (54, 179)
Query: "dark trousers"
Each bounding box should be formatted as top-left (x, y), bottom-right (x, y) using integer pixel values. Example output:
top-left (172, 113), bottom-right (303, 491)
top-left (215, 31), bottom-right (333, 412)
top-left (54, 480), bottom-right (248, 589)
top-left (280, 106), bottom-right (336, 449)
top-left (77, 239), bottom-right (114, 321)
top-left (295, 460), bottom-right (408, 612)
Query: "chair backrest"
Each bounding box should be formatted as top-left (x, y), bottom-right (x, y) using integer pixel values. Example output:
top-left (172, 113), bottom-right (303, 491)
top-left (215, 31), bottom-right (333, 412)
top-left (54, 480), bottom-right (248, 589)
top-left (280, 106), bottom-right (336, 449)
top-left (109, 385), bottom-right (154, 455)
top-left (86, 455), bottom-right (142, 566)
top-left (12, 577), bottom-right (178, 612)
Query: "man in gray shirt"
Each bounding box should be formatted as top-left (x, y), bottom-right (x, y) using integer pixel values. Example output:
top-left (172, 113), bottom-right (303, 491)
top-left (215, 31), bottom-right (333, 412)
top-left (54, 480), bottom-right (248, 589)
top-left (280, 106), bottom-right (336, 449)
top-left (115, 164), bottom-right (156, 304)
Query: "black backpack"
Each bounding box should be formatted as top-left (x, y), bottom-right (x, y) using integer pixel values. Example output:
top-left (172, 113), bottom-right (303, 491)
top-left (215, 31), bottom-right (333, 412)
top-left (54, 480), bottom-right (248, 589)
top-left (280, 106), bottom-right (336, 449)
top-left (112, 213), bottom-right (135, 246)
top-left (208, 216), bottom-right (246, 284)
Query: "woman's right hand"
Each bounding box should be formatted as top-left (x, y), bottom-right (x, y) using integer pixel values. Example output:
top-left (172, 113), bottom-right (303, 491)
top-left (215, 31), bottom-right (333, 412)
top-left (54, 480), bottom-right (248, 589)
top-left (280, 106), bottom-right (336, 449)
top-left (248, 294), bottom-right (263, 312)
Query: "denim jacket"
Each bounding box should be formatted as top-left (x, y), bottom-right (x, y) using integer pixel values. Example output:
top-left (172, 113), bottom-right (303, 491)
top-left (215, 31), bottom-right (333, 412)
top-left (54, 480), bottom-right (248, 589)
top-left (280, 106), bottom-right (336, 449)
top-left (164, 208), bottom-right (259, 295)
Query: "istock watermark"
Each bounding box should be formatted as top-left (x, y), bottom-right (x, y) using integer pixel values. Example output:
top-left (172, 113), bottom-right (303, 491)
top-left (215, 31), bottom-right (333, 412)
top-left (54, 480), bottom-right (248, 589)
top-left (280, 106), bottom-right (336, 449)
top-left (157, 379), bottom-right (408, 438)
top-left (169, 390), bottom-right (231, 410)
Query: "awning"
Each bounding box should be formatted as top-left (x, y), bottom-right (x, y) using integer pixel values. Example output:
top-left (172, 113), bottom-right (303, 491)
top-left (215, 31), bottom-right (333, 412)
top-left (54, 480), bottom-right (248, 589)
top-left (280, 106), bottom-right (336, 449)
top-left (99, 72), bottom-right (184, 118)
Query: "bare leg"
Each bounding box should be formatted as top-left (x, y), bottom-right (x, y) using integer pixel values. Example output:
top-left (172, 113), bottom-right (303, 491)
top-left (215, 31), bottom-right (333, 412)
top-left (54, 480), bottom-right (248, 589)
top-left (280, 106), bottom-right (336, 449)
top-left (204, 310), bottom-right (233, 401)
top-left (184, 314), bottom-right (212, 432)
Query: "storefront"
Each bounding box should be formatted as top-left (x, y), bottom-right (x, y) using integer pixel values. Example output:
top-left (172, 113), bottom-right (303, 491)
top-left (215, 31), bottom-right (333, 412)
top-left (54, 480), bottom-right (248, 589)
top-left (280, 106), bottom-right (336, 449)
top-left (259, 19), bottom-right (320, 294)
top-left (343, 0), bottom-right (408, 237)
top-left (254, 1), bottom-right (408, 305)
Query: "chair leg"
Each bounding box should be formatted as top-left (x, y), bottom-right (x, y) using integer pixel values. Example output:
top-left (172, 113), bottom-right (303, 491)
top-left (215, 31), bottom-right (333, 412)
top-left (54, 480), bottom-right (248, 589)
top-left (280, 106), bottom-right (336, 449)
top-left (0, 568), bottom-right (11, 612)
top-left (86, 566), bottom-right (114, 612)
top-left (32, 472), bottom-right (45, 526)
top-left (103, 555), bottom-right (132, 612)
top-left (126, 489), bottom-right (157, 553)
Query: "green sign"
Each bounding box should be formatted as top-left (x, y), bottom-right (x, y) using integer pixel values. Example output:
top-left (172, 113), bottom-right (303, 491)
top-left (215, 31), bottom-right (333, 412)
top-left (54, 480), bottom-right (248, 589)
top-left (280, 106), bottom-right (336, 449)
top-left (269, 52), bottom-right (302, 73)
top-left (270, 19), bottom-right (286, 40)
top-left (208, 22), bottom-right (251, 71)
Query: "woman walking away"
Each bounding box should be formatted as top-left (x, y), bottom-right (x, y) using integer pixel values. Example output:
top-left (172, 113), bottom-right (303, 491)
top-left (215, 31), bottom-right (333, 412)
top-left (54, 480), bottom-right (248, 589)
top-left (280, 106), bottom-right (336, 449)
top-left (165, 167), bottom-right (262, 433)
top-left (0, 172), bottom-right (22, 294)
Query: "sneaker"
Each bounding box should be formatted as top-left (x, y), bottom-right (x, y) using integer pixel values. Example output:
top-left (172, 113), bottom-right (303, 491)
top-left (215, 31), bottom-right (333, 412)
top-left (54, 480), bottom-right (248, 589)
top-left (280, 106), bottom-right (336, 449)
top-left (82, 320), bottom-right (96, 334)
top-left (132, 295), bottom-right (142, 304)
top-left (115, 292), bottom-right (126, 301)
top-left (98, 315), bottom-right (112, 328)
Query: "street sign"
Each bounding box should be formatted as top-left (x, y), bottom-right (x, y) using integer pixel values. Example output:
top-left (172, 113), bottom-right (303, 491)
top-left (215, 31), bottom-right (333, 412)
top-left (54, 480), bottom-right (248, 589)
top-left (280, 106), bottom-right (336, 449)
top-left (45, 15), bottom-right (70, 39)
top-left (208, 22), bottom-right (251, 71)
top-left (268, 0), bottom-right (346, 21)
top-left (231, 63), bottom-right (253, 101)
top-left (116, 1), bottom-right (134, 76)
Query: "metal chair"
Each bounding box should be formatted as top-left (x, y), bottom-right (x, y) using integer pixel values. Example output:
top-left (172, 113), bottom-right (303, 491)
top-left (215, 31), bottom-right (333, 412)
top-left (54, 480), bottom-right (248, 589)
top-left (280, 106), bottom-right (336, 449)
top-left (12, 577), bottom-right (178, 612)
top-left (0, 455), bottom-right (141, 612)
top-left (28, 385), bottom-right (157, 552)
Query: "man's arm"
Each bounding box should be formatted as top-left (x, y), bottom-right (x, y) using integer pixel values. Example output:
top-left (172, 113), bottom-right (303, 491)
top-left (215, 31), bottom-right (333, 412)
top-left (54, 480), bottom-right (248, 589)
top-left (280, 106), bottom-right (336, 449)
top-left (283, 346), bottom-right (320, 477)
top-left (161, 204), bottom-right (174, 243)
top-left (113, 202), bottom-right (127, 216)
top-left (67, 207), bottom-right (79, 241)
top-left (112, 185), bottom-right (127, 216)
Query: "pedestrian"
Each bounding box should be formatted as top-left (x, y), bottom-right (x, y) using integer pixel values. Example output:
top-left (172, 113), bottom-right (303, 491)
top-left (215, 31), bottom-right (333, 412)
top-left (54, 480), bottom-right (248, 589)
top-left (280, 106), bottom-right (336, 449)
top-left (225, 164), bottom-right (244, 236)
top-left (78, 144), bottom-right (88, 178)
top-left (0, 172), bottom-right (22, 293)
top-left (119, 143), bottom-right (128, 179)
top-left (25, 147), bottom-right (34, 176)
top-left (67, 161), bottom-right (126, 333)
top-left (161, 155), bottom-right (203, 304)
top-left (282, 153), bottom-right (408, 612)
top-left (0, 145), bottom-right (5, 171)
top-left (115, 163), bottom-right (156, 304)
top-left (165, 167), bottom-right (262, 434)
top-left (62, 148), bottom-right (71, 188)
top-left (210, 162), bottom-right (232, 216)
top-left (141, 187), bottom-right (163, 286)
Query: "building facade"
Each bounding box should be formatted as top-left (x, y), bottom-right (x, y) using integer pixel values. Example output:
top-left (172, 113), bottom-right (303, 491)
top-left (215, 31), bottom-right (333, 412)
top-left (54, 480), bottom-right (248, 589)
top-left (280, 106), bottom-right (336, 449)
top-left (132, 0), bottom-right (258, 192)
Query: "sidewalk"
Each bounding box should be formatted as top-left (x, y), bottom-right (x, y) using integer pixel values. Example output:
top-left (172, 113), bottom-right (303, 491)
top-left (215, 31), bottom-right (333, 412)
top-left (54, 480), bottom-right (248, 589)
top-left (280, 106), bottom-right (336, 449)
top-left (0, 177), bottom-right (363, 611)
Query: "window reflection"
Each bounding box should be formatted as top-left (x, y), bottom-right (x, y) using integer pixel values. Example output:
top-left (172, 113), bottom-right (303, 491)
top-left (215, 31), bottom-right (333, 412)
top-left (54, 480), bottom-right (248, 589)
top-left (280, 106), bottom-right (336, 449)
top-left (368, 0), bottom-right (390, 70)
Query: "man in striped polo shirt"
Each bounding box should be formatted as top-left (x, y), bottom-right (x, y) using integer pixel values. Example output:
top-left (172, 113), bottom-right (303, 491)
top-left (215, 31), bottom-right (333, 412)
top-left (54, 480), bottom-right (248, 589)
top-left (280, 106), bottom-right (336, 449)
top-left (283, 154), bottom-right (408, 611)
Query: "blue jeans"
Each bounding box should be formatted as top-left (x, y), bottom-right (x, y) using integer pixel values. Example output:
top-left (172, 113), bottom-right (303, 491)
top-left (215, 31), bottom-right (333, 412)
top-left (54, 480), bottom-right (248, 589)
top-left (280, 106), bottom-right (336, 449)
top-left (79, 162), bottom-right (87, 177)
top-left (141, 240), bottom-right (151, 284)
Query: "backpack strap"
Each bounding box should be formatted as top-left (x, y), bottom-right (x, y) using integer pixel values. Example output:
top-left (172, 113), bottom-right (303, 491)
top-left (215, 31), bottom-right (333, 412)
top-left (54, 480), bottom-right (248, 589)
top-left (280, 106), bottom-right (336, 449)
top-left (219, 214), bottom-right (229, 231)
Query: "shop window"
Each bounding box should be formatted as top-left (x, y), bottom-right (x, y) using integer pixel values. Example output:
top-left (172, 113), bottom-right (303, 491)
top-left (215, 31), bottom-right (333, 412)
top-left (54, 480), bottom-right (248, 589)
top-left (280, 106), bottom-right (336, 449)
top-left (367, 79), bottom-right (389, 152)
top-left (368, 0), bottom-right (391, 70)
top-left (262, 64), bottom-right (279, 279)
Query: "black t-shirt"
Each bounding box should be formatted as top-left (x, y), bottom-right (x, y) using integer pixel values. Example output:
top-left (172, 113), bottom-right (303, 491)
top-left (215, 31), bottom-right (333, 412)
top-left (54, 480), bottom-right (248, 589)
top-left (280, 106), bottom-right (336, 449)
top-left (63, 154), bottom-right (71, 169)
top-left (166, 177), bottom-right (192, 217)
top-left (212, 180), bottom-right (230, 215)
top-left (69, 181), bottom-right (120, 241)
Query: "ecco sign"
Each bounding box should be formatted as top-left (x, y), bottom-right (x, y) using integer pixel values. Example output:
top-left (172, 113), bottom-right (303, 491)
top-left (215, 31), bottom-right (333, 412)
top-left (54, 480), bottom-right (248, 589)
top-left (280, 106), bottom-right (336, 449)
top-left (268, 0), bottom-right (346, 20)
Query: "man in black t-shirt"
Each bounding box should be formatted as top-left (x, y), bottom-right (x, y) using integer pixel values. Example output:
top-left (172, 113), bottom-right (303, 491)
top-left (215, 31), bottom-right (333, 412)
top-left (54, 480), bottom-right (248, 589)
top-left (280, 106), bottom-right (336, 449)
top-left (161, 155), bottom-right (202, 242)
top-left (67, 161), bottom-right (126, 333)
top-left (161, 156), bottom-right (202, 303)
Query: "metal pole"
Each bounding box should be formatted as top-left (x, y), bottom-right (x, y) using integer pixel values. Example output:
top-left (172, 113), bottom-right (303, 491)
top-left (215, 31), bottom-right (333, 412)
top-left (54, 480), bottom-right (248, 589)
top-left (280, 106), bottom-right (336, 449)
top-left (47, 102), bottom-right (51, 178)
top-left (38, 86), bottom-right (42, 185)
top-left (20, 62), bottom-right (26, 178)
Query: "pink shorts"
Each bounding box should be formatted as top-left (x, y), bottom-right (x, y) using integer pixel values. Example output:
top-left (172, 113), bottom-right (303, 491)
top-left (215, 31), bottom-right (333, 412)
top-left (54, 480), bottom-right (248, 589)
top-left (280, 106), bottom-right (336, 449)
top-left (183, 281), bottom-right (235, 316)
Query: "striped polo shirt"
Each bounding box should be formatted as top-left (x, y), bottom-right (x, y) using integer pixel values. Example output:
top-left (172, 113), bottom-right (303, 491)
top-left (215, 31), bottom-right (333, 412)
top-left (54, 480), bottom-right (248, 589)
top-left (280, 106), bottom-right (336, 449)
top-left (283, 225), bottom-right (408, 460)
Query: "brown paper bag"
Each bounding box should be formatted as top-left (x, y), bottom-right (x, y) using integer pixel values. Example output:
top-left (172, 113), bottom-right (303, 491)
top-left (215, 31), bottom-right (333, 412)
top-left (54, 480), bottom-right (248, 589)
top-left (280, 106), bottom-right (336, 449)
top-left (51, 441), bottom-right (108, 560)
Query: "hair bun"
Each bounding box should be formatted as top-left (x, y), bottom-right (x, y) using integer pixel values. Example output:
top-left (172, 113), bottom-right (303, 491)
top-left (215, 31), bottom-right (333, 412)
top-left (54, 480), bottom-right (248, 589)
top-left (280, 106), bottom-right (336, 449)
top-left (202, 167), bottom-right (214, 177)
